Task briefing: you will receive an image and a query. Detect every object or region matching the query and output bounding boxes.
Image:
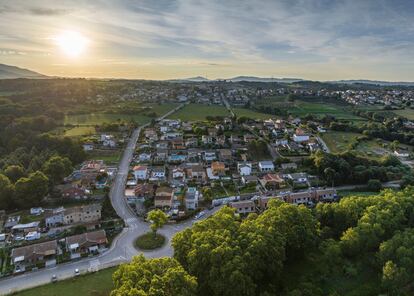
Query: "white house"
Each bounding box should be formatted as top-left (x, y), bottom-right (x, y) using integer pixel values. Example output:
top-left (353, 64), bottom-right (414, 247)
top-left (238, 162), bottom-right (252, 176)
top-left (82, 143), bottom-right (94, 151)
top-left (133, 166), bottom-right (148, 180)
top-left (394, 150), bottom-right (410, 158)
top-left (172, 168), bottom-right (185, 179)
top-left (293, 134), bottom-right (310, 143)
top-left (258, 161), bottom-right (274, 172)
top-left (185, 187), bottom-right (199, 210)
top-left (151, 167), bottom-right (166, 180)
top-left (138, 153), bottom-right (151, 162)
top-left (204, 151), bottom-right (217, 162)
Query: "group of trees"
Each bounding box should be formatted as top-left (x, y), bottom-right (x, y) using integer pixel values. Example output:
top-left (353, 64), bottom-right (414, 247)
top-left (0, 155), bottom-right (72, 210)
top-left (308, 150), bottom-right (412, 186)
top-left (112, 188), bottom-right (414, 295)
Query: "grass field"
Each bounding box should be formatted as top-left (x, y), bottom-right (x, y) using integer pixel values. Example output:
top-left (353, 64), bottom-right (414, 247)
top-left (233, 107), bottom-right (276, 119)
top-left (64, 114), bottom-right (151, 125)
top-left (320, 131), bottom-right (361, 153)
top-left (321, 131), bottom-right (391, 159)
top-left (15, 267), bottom-right (115, 296)
top-left (168, 104), bottom-right (230, 120)
top-left (135, 233), bottom-right (166, 250)
top-left (145, 103), bottom-right (180, 115)
top-left (64, 126), bottom-right (96, 137)
top-left (393, 108), bottom-right (414, 120)
top-left (88, 150), bottom-right (122, 164)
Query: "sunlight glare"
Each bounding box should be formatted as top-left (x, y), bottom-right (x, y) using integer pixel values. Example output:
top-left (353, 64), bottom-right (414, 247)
top-left (55, 31), bottom-right (89, 57)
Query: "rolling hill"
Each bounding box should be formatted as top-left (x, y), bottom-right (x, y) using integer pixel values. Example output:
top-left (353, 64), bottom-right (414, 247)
top-left (0, 63), bottom-right (46, 79)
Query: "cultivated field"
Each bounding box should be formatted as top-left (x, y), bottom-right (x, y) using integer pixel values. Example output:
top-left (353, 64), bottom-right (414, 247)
top-left (168, 104), bottom-right (230, 120)
top-left (64, 113), bottom-right (151, 125)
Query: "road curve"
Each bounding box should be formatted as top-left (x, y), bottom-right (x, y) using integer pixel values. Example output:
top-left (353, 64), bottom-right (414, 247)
top-left (0, 104), bottom-right (197, 295)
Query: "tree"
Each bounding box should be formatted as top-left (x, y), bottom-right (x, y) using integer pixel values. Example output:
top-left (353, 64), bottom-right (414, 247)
top-left (0, 174), bottom-right (14, 210)
top-left (147, 209), bottom-right (168, 236)
top-left (14, 171), bottom-right (48, 208)
top-left (367, 179), bottom-right (382, 192)
top-left (324, 167), bottom-right (336, 187)
top-left (111, 255), bottom-right (197, 296)
top-left (4, 165), bottom-right (25, 183)
top-left (42, 156), bottom-right (72, 186)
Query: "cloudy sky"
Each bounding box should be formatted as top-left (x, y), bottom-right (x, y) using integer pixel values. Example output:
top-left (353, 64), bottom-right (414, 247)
top-left (0, 0), bottom-right (413, 80)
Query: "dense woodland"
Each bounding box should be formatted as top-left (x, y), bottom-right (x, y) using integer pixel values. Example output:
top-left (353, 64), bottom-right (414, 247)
top-left (111, 188), bottom-right (414, 296)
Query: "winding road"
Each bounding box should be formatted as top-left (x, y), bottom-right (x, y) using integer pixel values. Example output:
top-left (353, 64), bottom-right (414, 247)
top-left (0, 103), bottom-right (213, 295)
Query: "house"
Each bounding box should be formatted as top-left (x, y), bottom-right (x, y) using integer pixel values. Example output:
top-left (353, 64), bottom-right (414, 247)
top-left (293, 128), bottom-right (310, 143)
top-left (275, 139), bottom-right (288, 146)
top-left (63, 204), bottom-right (101, 225)
top-left (259, 174), bottom-right (286, 190)
top-left (258, 196), bottom-right (280, 210)
top-left (82, 143), bottom-right (94, 151)
top-left (44, 207), bottom-right (65, 227)
top-left (138, 153), bottom-right (152, 162)
top-left (238, 162), bottom-right (252, 176)
top-left (230, 200), bottom-right (256, 214)
top-left (30, 207), bottom-right (43, 216)
top-left (281, 163), bottom-right (297, 170)
top-left (11, 240), bottom-right (58, 273)
top-left (211, 161), bottom-right (226, 176)
top-left (258, 161), bottom-right (275, 172)
top-left (66, 230), bottom-right (107, 259)
top-left (11, 222), bottom-right (40, 235)
top-left (313, 188), bottom-right (337, 202)
top-left (134, 183), bottom-right (154, 200)
top-left (80, 160), bottom-right (106, 183)
top-left (218, 149), bottom-right (232, 162)
top-left (202, 135), bottom-right (214, 145)
top-left (394, 150), bottom-right (410, 158)
top-left (286, 173), bottom-right (308, 183)
top-left (242, 175), bottom-right (258, 185)
top-left (186, 165), bottom-right (207, 183)
top-left (203, 151), bottom-right (217, 162)
top-left (154, 187), bottom-right (174, 208)
top-left (216, 135), bottom-right (226, 146)
top-left (185, 187), bottom-right (199, 210)
top-left (243, 134), bottom-right (256, 143)
top-left (168, 153), bottom-right (187, 163)
top-left (171, 138), bottom-right (185, 150)
top-left (172, 167), bottom-right (185, 179)
top-left (133, 165), bottom-right (148, 180)
top-left (4, 216), bottom-right (20, 230)
top-left (185, 137), bottom-right (198, 148)
top-left (62, 187), bottom-right (89, 200)
top-left (150, 166), bottom-right (166, 180)
top-left (286, 191), bottom-right (311, 205)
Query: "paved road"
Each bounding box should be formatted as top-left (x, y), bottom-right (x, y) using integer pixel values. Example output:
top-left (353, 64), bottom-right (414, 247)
top-left (0, 104), bottom-right (208, 295)
top-left (316, 135), bottom-right (330, 153)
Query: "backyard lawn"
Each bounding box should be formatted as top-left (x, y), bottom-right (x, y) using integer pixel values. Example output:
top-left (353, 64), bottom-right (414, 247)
top-left (14, 267), bottom-right (116, 296)
top-left (168, 104), bottom-right (231, 120)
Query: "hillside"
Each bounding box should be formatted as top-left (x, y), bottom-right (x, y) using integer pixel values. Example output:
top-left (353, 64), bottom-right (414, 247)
top-left (0, 63), bottom-right (46, 79)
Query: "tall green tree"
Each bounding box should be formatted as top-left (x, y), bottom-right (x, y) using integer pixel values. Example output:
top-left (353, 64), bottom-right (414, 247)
top-left (0, 174), bottom-right (14, 210)
top-left (42, 155), bottom-right (72, 185)
top-left (14, 171), bottom-right (48, 208)
top-left (111, 255), bottom-right (197, 296)
top-left (147, 209), bottom-right (168, 236)
top-left (3, 165), bottom-right (25, 183)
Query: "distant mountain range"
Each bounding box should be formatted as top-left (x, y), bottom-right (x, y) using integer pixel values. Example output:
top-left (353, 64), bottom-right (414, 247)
top-left (1, 63), bottom-right (414, 86)
top-left (169, 76), bottom-right (303, 83)
top-left (0, 63), bottom-right (46, 79)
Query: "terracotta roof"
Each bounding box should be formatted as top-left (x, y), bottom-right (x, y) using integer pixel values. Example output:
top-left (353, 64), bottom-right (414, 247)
top-left (66, 230), bottom-right (107, 247)
top-left (11, 240), bottom-right (57, 260)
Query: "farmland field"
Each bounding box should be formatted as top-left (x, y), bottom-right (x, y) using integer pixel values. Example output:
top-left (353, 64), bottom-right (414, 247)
top-left (14, 267), bottom-right (115, 296)
top-left (168, 104), bottom-right (230, 120)
top-left (64, 113), bottom-right (151, 125)
top-left (393, 108), bottom-right (414, 120)
top-left (233, 107), bottom-right (276, 119)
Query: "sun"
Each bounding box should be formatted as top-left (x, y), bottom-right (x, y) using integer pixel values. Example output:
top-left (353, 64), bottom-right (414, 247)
top-left (55, 31), bottom-right (89, 57)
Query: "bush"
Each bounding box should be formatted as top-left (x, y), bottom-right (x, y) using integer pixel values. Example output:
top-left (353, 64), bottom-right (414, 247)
top-left (367, 179), bottom-right (382, 192)
top-left (135, 232), bottom-right (166, 250)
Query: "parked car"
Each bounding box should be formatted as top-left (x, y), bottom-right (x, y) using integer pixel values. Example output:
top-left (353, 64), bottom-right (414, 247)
top-left (51, 275), bottom-right (57, 283)
top-left (74, 268), bottom-right (80, 276)
top-left (194, 211), bottom-right (206, 220)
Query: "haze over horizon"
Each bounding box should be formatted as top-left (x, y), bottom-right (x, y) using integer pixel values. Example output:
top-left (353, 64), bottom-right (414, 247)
top-left (1, 0), bottom-right (414, 81)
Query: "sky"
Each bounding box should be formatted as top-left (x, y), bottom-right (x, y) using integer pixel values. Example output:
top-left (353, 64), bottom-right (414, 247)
top-left (0, 0), bottom-right (414, 81)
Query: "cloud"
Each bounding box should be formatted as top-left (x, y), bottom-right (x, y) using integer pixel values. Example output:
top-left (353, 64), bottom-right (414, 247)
top-left (28, 7), bottom-right (70, 16)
